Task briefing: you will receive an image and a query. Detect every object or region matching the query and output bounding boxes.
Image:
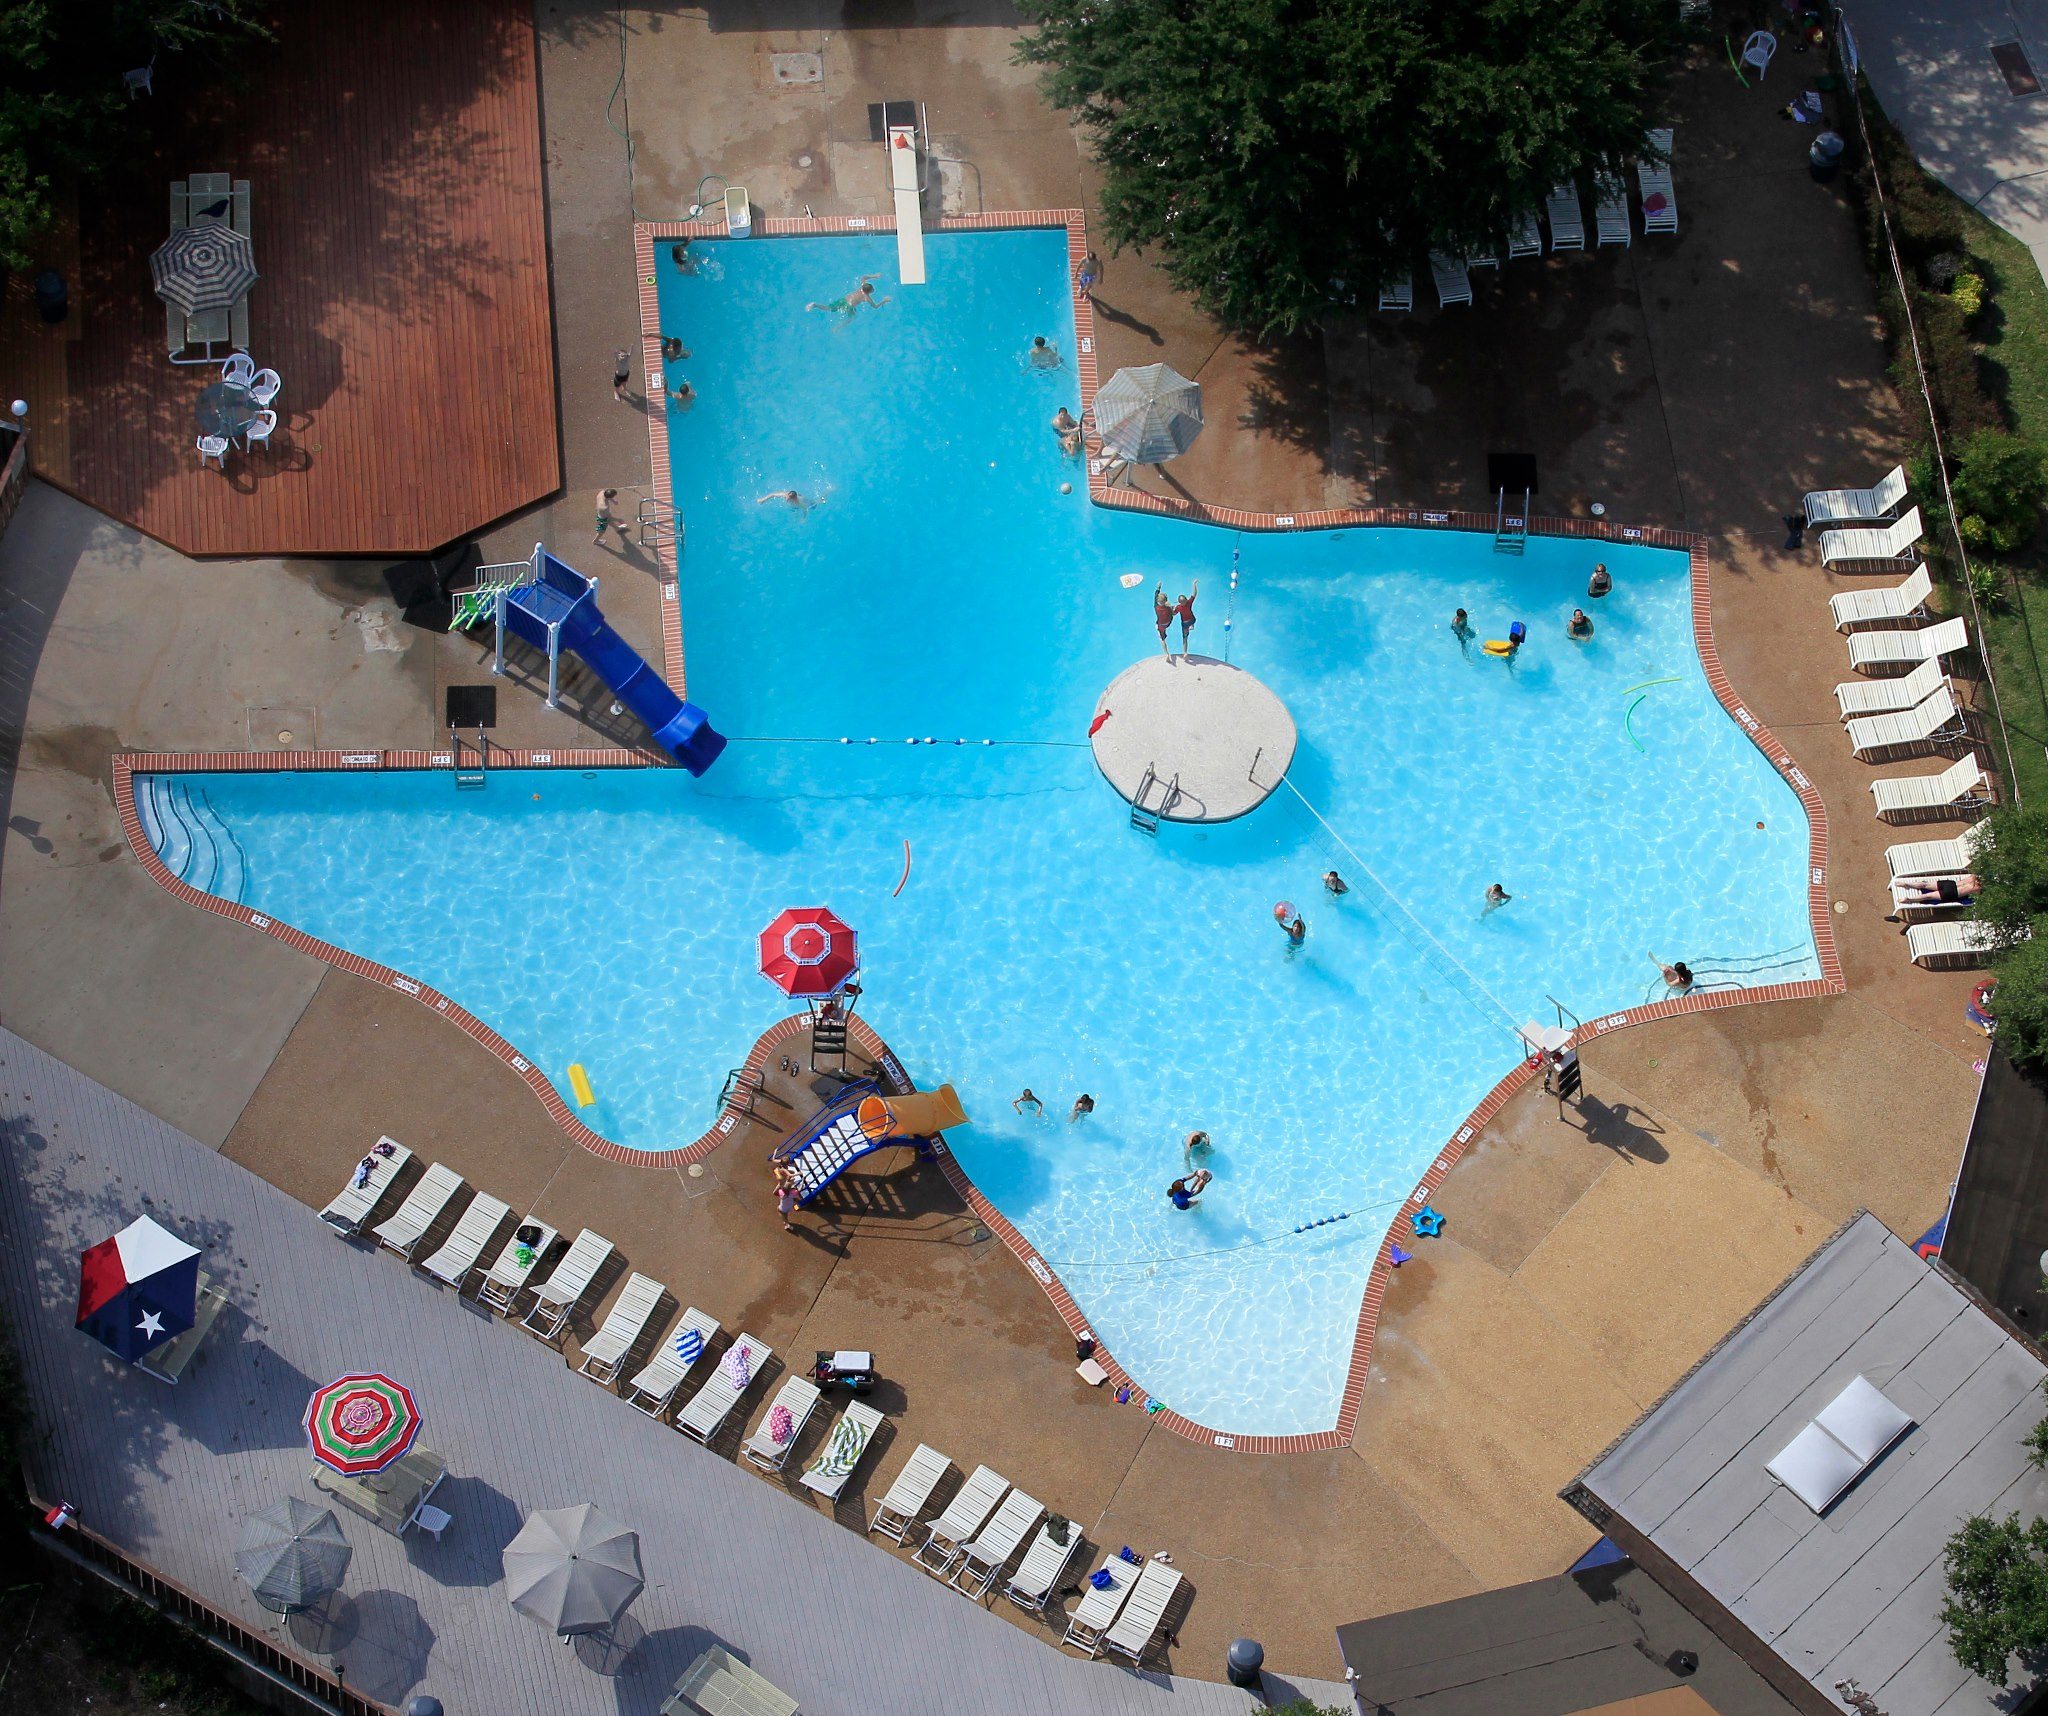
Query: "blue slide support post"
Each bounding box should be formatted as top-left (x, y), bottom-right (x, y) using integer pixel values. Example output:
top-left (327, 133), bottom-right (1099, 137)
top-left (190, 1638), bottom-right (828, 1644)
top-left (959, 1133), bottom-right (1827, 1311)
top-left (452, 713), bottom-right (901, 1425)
top-left (501, 552), bottom-right (727, 775)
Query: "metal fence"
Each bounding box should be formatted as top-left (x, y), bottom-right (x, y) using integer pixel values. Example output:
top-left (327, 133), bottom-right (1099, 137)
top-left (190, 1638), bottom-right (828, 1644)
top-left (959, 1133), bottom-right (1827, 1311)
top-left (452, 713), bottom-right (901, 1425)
top-left (27, 1497), bottom-right (396, 1716)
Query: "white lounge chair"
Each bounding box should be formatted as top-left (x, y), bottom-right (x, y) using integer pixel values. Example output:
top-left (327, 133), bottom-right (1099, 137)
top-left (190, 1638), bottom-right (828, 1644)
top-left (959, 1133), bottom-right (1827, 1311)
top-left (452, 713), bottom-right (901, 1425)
top-left (1849, 616), bottom-right (1970, 675)
top-left (1377, 276), bottom-right (1412, 312)
top-left (1005, 1518), bottom-right (1084, 1612)
top-left (1545, 181), bottom-right (1585, 250)
top-left (419, 1192), bottom-right (509, 1290)
top-left (950, 1488), bottom-right (1044, 1599)
top-left (743, 1376), bottom-right (823, 1472)
top-left (1835, 657), bottom-right (1945, 720)
top-left (1908, 919), bottom-right (2007, 969)
top-left (1464, 248), bottom-right (1498, 271)
top-left (477, 1219), bottom-right (557, 1313)
top-left (1831, 563), bottom-right (1932, 632)
top-left (1594, 181), bottom-right (1630, 247)
top-left (912, 1465), bottom-right (1008, 1575)
top-left (625, 1307), bottom-right (719, 1418)
top-left (319, 1138), bottom-right (412, 1235)
top-left (1506, 210), bottom-right (1542, 259)
top-left (519, 1228), bottom-right (613, 1343)
top-left (1637, 128), bottom-right (1677, 235)
top-left (1821, 507), bottom-right (1923, 570)
top-left (371, 1163), bottom-right (466, 1262)
top-left (1104, 1559), bottom-right (1184, 1665)
top-left (870, 1443), bottom-right (952, 1542)
top-left (801, 1400), bottom-right (886, 1502)
top-left (676, 1333), bottom-right (771, 1445)
top-left (1872, 754), bottom-right (1990, 823)
top-left (1806, 463), bottom-right (1909, 529)
top-left (576, 1272), bottom-right (665, 1385)
top-left (1062, 1554), bottom-right (1140, 1656)
top-left (1887, 819), bottom-right (1989, 879)
top-left (1847, 684), bottom-right (1961, 760)
top-left (1429, 252), bottom-right (1471, 308)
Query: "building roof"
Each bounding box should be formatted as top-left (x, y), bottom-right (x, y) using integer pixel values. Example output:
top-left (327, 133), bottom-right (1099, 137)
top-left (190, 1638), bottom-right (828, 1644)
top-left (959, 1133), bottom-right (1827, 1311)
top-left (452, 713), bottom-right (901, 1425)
top-left (1334, 1561), bottom-right (1799, 1716)
top-left (1569, 1212), bottom-right (2048, 1716)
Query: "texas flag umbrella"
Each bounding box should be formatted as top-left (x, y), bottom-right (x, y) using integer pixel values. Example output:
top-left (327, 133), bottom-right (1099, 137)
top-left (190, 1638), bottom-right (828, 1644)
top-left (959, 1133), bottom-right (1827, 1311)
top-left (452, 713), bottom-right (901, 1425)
top-left (758, 906), bottom-right (858, 999)
top-left (305, 1374), bottom-right (422, 1477)
top-left (77, 1215), bottom-right (200, 1364)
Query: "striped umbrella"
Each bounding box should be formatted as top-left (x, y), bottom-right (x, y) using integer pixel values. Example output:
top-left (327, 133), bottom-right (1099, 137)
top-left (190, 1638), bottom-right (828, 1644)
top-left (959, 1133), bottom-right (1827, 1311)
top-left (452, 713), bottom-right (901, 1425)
top-left (758, 905), bottom-right (858, 999)
top-left (305, 1373), bottom-right (422, 1477)
top-left (150, 224), bottom-right (258, 316)
top-left (1092, 363), bottom-right (1203, 464)
top-left (236, 1498), bottom-right (352, 1614)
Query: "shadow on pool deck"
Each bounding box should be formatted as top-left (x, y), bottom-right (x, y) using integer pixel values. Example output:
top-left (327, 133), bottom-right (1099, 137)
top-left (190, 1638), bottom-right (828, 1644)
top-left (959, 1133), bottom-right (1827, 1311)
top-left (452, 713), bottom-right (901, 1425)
top-left (0, 8), bottom-right (1991, 1690)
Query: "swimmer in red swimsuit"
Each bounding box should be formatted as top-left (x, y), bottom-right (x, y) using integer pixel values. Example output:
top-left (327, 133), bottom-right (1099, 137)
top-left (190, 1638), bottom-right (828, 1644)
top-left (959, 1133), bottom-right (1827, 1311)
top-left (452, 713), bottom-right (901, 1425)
top-left (1154, 585), bottom-right (1174, 654)
top-left (1175, 580), bottom-right (1199, 655)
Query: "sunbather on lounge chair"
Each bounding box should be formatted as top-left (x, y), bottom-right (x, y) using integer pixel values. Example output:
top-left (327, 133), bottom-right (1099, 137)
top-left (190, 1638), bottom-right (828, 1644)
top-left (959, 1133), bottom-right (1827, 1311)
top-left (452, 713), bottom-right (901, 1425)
top-left (1896, 873), bottom-right (1979, 907)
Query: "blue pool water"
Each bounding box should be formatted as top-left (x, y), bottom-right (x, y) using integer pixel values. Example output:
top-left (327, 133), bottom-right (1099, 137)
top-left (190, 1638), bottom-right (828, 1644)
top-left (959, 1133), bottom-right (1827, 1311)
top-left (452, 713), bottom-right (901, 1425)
top-left (143, 229), bottom-right (1817, 1434)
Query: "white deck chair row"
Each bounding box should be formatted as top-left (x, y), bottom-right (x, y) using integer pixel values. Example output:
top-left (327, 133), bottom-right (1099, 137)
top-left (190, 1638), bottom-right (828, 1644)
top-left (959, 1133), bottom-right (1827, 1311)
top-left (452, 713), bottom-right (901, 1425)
top-left (950, 1488), bottom-right (1045, 1599)
top-left (1821, 507), bottom-right (1923, 570)
top-left (1848, 616), bottom-right (1970, 675)
top-left (577, 1272), bottom-right (666, 1385)
top-left (373, 1162), bottom-right (465, 1262)
top-left (914, 1464), bottom-right (1010, 1575)
top-left (742, 1375), bottom-right (823, 1472)
top-left (1886, 818), bottom-right (1989, 880)
top-left (1847, 684), bottom-right (1961, 760)
top-left (1835, 657), bottom-right (1945, 721)
top-left (1871, 754), bottom-right (1989, 823)
top-left (318, 1137), bottom-right (412, 1235)
top-left (420, 1192), bottom-right (509, 1290)
top-left (520, 1228), bottom-right (615, 1344)
top-left (1831, 563), bottom-right (1930, 632)
top-left (1807, 463), bottom-right (1909, 529)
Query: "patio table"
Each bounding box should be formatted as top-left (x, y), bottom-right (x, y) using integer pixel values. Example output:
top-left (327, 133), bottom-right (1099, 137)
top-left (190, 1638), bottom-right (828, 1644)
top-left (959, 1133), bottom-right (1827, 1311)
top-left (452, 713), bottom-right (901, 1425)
top-left (310, 1442), bottom-right (446, 1536)
top-left (197, 381), bottom-right (259, 440)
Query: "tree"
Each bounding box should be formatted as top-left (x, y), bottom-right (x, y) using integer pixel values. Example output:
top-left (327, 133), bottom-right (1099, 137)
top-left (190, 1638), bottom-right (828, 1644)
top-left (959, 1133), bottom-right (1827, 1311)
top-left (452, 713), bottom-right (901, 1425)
top-left (0, 0), bottom-right (265, 271)
top-left (1941, 1512), bottom-right (2048, 1681)
top-left (1015, 0), bottom-right (1677, 337)
top-left (1949, 429), bottom-right (2048, 555)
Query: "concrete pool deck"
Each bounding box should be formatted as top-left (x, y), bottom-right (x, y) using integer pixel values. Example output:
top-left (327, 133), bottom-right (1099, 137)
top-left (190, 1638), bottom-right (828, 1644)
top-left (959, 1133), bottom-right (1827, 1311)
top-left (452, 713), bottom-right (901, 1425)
top-left (0, 2), bottom-right (1993, 1692)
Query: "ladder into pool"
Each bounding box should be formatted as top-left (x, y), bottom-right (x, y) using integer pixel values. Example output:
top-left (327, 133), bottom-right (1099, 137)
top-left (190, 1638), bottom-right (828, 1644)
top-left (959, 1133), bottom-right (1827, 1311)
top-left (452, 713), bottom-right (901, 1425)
top-left (1493, 487), bottom-right (1529, 555)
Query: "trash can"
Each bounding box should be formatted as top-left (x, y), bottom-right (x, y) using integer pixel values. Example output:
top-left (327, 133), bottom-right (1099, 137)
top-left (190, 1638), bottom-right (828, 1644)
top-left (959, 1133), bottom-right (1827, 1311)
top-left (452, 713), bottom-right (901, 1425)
top-left (1809, 131), bottom-right (1846, 184)
top-left (32, 269), bottom-right (67, 324)
top-left (1226, 1637), bottom-right (1265, 1691)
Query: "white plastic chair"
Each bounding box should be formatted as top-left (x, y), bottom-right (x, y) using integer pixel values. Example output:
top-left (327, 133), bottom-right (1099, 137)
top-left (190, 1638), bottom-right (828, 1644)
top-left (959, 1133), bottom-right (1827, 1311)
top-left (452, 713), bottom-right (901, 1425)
top-left (1741, 30), bottom-right (1776, 78)
top-left (197, 434), bottom-right (229, 469)
top-left (221, 352), bottom-right (256, 387)
top-left (414, 1504), bottom-right (452, 1542)
top-left (243, 409), bottom-right (277, 452)
top-left (249, 368), bottom-right (281, 407)
top-left (124, 59), bottom-right (154, 99)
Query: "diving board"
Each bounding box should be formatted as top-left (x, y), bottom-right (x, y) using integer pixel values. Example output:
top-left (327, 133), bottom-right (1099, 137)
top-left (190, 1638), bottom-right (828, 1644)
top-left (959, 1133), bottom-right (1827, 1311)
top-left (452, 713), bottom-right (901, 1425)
top-left (888, 125), bottom-right (926, 285)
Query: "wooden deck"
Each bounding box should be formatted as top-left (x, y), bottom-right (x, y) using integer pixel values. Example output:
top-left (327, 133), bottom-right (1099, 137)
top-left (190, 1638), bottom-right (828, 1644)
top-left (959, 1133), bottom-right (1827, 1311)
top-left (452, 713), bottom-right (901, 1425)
top-left (0, 0), bottom-right (558, 557)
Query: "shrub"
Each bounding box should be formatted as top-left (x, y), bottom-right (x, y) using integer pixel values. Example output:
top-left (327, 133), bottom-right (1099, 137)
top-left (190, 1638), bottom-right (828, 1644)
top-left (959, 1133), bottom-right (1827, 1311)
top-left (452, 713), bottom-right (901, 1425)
top-left (1919, 293), bottom-right (2004, 440)
top-left (1942, 1511), bottom-right (2048, 1680)
top-left (1954, 271), bottom-right (1988, 320)
top-left (1951, 429), bottom-right (2048, 553)
top-left (1970, 558), bottom-right (2007, 610)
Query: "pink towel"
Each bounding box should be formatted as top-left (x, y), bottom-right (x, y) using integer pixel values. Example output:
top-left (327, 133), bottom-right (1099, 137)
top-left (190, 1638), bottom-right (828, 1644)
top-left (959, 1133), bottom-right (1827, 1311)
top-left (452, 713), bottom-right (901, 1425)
top-left (769, 1404), bottom-right (794, 1444)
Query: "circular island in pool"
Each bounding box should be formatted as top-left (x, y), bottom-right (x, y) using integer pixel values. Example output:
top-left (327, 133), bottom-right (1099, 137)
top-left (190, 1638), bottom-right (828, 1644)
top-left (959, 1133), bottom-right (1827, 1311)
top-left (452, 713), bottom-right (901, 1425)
top-left (1090, 653), bottom-right (1297, 823)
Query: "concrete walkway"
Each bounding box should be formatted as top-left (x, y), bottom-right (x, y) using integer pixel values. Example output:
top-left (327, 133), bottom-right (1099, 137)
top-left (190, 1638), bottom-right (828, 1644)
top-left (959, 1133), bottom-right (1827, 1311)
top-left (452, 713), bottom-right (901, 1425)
top-left (0, 1027), bottom-right (1344, 1716)
top-left (1850, 0), bottom-right (2048, 278)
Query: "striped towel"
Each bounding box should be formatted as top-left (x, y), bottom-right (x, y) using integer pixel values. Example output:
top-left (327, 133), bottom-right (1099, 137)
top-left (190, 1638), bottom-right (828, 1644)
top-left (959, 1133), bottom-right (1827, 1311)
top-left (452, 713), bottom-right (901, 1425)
top-left (811, 1413), bottom-right (867, 1478)
top-left (672, 1326), bottom-right (704, 1365)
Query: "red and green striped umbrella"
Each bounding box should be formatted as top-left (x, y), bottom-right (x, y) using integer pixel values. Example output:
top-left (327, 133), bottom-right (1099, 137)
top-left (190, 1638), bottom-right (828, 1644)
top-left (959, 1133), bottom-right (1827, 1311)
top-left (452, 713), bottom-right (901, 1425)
top-left (305, 1374), bottom-right (422, 1476)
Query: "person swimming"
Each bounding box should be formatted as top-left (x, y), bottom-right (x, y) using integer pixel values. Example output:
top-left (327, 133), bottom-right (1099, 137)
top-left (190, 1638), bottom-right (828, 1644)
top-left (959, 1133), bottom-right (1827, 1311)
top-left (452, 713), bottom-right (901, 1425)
top-left (1283, 912), bottom-right (1306, 946)
top-left (1452, 608), bottom-right (1472, 640)
top-left (1053, 407), bottom-right (1084, 455)
top-left (757, 489), bottom-right (812, 509)
top-left (1484, 883), bottom-right (1511, 913)
top-left (808, 274), bottom-right (887, 315)
top-left (1070, 1093), bottom-right (1096, 1122)
top-left (1588, 562), bottom-right (1612, 599)
top-left (1650, 954), bottom-right (1694, 991)
top-left (1167, 1169), bottom-right (1212, 1210)
top-left (1028, 335), bottom-right (1062, 369)
top-left (1013, 1089), bottom-right (1043, 1114)
top-left (1568, 608), bottom-right (1594, 639)
top-left (1184, 1129), bottom-right (1212, 1167)
top-left (1324, 870), bottom-right (1349, 896)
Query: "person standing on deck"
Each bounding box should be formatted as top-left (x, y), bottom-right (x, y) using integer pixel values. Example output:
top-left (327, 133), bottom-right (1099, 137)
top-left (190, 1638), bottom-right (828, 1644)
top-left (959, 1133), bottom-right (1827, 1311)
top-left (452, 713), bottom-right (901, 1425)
top-left (1176, 581), bottom-right (1199, 655)
top-left (1154, 585), bottom-right (1175, 654)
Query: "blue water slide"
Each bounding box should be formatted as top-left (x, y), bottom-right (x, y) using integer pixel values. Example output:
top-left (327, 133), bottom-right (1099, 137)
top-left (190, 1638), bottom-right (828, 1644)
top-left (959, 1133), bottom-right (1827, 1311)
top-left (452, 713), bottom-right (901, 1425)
top-left (503, 553), bottom-right (726, 775)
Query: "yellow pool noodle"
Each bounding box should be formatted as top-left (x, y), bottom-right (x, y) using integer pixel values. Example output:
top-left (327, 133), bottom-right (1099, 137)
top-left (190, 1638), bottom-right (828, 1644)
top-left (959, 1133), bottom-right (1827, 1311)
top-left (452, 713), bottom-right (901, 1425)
top-left (568, 1063), bottom-right (596, 1107)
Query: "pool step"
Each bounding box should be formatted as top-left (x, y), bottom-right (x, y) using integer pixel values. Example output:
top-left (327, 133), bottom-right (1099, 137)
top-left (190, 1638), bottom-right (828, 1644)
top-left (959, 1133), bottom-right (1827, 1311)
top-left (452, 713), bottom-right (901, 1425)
top-left (1493, 486), bottom-right (1528, 555)
top-left (141, 777), bottom-right (247, 904)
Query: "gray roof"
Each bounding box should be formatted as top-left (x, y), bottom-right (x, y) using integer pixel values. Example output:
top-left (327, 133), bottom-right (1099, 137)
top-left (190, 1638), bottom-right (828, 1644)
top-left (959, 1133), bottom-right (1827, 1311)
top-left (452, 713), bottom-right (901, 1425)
top-left (0, 1026), bottom-right (1347, 1716)
top-left (1572, 1212), bottom-right (2048, 1716)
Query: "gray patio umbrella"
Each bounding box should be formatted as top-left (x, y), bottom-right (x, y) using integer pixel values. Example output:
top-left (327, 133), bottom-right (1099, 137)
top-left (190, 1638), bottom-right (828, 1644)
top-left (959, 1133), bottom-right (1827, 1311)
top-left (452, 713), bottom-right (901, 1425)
top-left (150, 224), bottom-right (258, 316)
top-left (235, 1498), bottom-right (352, 1615)
top-left (1092, 362), bottom-right (1204, 464)
top-left (504, 1503), bottom-right (644, 1638)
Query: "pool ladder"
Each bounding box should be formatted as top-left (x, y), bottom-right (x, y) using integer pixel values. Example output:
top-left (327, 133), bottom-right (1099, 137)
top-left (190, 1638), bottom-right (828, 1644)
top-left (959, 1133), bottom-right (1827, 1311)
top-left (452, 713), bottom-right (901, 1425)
top-left (452, 727), bottom-right (491, 789)
top-left (1493, 486), bottom-right (1529, 555)
top-left (637, 496), bottom-right (682, 552)
top-left (1129, 764), bottom-right (1180, 835)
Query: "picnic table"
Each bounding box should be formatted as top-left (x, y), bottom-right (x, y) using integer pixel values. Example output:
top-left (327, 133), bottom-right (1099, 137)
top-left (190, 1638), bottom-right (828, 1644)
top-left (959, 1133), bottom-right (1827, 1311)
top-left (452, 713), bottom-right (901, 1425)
top-left (137, 1269), bottom-right (228, 1385)
top-left (310, 1442), bottom-right (446, 1536)
top-left (167, 172), bottom-right (252, 364)
top-left (661, 1646), bottom-right (799, 1716)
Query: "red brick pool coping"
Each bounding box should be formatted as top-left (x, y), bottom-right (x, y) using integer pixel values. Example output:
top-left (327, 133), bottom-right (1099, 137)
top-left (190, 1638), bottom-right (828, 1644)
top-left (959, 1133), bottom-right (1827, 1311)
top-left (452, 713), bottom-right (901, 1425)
top-left (107, 210), bottom-right (1842, 1456)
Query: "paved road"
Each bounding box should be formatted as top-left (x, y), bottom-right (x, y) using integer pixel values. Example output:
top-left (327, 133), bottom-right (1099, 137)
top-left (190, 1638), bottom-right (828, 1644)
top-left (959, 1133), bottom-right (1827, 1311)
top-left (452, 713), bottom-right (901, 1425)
top-left (0, 1028), bottom-right (1346, 1716)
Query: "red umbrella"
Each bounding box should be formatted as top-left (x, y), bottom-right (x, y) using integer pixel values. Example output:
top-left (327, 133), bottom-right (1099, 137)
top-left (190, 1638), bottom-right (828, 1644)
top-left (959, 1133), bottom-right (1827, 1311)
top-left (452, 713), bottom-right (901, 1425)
top-left (759, 906), bottom-right (858, 999)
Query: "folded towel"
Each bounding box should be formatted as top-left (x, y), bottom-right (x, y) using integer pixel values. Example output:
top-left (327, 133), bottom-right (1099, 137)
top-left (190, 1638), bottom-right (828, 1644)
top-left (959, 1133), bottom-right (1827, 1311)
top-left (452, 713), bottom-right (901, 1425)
top-left (722, 1343), bottom-right (752, 1389)
top-left (672, 1326), bottom-right (705, 1365)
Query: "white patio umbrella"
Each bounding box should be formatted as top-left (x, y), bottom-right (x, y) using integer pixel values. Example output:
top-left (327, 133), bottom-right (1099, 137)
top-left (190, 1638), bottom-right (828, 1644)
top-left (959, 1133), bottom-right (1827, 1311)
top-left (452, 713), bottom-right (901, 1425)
top-left (1093, 363), bottom-right (1204, 464)
top-left (503, 1503), bottom-right (643, 1638)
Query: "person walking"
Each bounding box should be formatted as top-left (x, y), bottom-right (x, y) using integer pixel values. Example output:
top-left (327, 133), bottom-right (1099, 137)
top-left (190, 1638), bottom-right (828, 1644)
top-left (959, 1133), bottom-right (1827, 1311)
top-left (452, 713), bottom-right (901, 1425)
top-left (1175, 580), bottom-right (1199, 655)
top-left (594, 487), bottom-right (624, 545)
top-left (1077, 251), bottom-right (1101, 298)
top-left (772, 1161), bottom-right (801, 1232)
top-left (611, 347), bottom-right (633, 403)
